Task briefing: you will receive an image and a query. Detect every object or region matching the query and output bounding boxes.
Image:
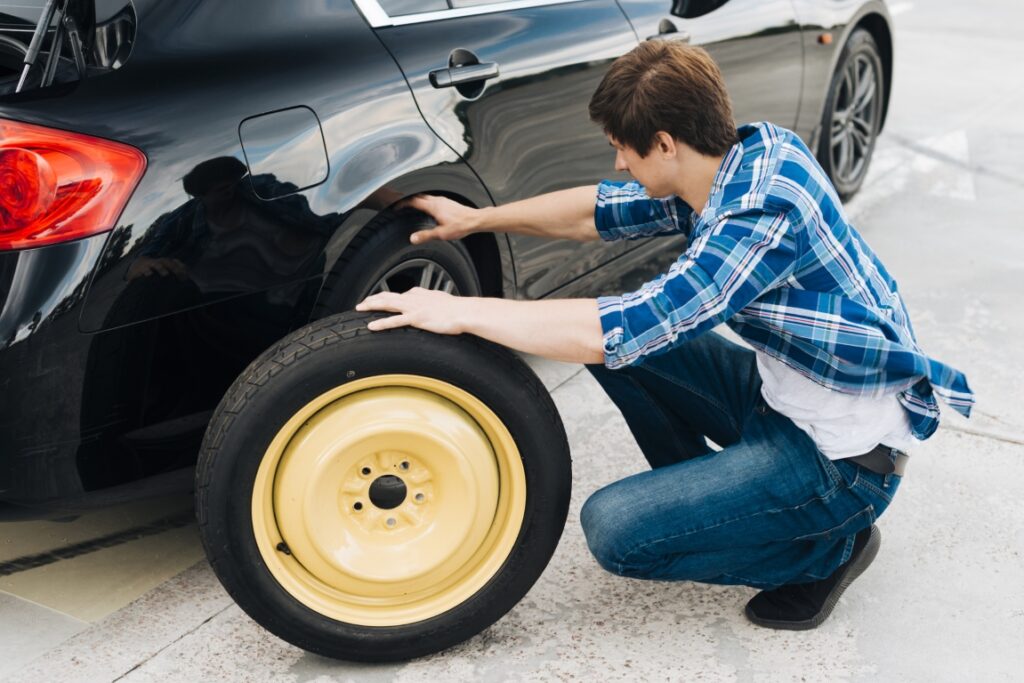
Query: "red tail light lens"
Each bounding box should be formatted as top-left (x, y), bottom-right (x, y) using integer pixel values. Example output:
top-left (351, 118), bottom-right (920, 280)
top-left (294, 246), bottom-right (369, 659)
top-left (0, 119), bottom-right (146, 251)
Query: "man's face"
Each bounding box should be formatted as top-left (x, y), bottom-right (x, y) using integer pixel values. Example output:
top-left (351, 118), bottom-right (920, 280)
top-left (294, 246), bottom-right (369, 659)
top-left (608, 135), bottom-right (674, 198)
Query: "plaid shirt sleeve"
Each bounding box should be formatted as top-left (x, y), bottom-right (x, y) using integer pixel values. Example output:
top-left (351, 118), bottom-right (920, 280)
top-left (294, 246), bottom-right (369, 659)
top-left (594, 180), bottom-right (694, 241)
top-left (598, 207), bottom-right (799, 369)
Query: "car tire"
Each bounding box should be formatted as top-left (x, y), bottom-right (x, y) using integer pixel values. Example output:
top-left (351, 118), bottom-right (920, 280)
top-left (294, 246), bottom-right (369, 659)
top-left (816, 28), bottom-right (885, 200)
top-left (314, 208), bottom-right (482, 316)
top-left (194, 310), bottom-right (571, 662)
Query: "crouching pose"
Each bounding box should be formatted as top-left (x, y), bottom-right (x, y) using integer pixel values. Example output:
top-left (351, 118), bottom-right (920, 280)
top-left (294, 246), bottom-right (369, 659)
top-left (355, 41), bottom-right (974, 629)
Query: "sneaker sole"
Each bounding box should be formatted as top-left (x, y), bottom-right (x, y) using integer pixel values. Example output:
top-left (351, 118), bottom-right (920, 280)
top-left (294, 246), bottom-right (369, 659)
top-left (744, 524), bottom-right (881, 631)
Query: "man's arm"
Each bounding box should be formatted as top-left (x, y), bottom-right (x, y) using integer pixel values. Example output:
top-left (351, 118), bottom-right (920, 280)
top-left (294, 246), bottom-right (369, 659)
top-left (404, 186), bottom-right (602, 243)
top-left (600, 208), bottom-right (798, 369)
top-left (459, 296), bottom-right (606, 364)
top-left (404, 181), bottom-right (691, 245)
top-left (592, 180), bottom-right (692, 241)
top-left (359, 204), bottom-right (794, 365)
top-left (354, 288), bottom-right (605, 365)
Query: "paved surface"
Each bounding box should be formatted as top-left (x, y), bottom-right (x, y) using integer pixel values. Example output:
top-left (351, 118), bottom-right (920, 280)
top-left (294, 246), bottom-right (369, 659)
top-left (2, 1), bottom-right (1023, 680)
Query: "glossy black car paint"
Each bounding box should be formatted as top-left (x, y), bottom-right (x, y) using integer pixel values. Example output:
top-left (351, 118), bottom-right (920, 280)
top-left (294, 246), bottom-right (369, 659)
top-left (376, 1), bottom-right (638, 296)
top-left (0, 0), bottom-right (892, 519)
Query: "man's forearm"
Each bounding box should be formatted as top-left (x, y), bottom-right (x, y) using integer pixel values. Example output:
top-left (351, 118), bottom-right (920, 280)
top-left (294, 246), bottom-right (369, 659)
top-left (459, 296), bottom-right (606, 365)
top-left (475, 186), bottom-right (602, 242)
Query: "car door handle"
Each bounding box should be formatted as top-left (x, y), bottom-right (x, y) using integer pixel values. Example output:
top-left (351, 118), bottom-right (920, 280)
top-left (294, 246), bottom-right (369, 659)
top-left (429, 62), bottom-right (500, 89)
top-left (647, 18), bottom-right (691, 43)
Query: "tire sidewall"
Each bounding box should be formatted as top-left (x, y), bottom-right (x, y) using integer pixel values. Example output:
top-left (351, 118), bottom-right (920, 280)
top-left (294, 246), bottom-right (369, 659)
top-left (197, 315), bottom-right (570, 661)
top-left (817, 29), bottom-right (884, 200)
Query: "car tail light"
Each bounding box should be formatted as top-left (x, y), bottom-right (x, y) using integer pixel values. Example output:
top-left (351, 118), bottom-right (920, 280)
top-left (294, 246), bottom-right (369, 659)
top-left (0, 118), bottom-right (146, 251)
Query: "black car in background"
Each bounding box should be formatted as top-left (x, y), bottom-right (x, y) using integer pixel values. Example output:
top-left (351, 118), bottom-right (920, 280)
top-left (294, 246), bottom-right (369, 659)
top-left (0, 0), bottom-right (893, 519)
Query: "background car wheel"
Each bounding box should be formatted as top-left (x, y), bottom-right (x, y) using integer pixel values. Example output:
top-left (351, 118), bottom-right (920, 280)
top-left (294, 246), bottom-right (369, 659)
top-left (195, 311), bottom-right (571, 662)
top-left (314, 208), bottom-right (482, 316)
top-left (816, 28), bottom-right (885, 200)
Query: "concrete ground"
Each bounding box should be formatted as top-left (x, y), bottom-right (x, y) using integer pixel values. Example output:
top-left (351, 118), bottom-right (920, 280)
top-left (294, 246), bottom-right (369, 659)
top-left (2, 1), bottom-right (1023, 680)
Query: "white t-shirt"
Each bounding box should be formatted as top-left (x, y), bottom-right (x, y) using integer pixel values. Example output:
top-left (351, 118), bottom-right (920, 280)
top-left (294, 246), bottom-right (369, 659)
top-left (756, 352), bottom-right (917, 460)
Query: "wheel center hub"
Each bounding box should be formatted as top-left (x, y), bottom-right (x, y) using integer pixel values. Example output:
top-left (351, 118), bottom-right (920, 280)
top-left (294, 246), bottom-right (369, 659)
top-left (368, 474), bottom-right (407, 510)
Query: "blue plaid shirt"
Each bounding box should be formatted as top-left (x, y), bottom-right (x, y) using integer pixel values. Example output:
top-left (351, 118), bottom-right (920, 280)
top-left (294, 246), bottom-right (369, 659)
top-left (595, 122), bottom-right (974, 440)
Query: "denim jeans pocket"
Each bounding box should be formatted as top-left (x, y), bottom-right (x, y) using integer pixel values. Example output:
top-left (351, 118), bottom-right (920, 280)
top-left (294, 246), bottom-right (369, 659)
top-left (792, 505), bottom-right (876, 544)
top-left (835, 458), bottom-right (901, 515)
top-left (855, 469), bottom-right (901, 508)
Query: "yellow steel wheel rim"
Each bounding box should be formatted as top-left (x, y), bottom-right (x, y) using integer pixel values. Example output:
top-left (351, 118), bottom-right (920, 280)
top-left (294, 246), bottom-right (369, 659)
top-left (251, 374), bottom-right (527, 627)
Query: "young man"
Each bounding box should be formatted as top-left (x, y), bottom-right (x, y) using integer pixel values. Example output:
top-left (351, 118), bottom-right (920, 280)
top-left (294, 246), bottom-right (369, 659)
top-left (354, 41), bottom-right (974, 629)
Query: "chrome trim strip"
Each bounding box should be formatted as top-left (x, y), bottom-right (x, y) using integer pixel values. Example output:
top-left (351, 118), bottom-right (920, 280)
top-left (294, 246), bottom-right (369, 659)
top-left (352, 0), bottom-right (590, 28)
top-left (351, 0), bottom-right (391, 27)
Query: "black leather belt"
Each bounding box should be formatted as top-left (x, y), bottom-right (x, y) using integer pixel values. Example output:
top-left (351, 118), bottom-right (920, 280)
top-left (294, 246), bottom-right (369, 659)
top-left (847, 444), bottom-right (908, 476)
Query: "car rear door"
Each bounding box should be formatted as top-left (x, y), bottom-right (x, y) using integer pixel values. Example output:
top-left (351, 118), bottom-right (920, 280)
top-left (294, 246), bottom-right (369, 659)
top-left (616, 0), bottom-right (804, 129)
top-left (357, 0), bottom-right (638, 299)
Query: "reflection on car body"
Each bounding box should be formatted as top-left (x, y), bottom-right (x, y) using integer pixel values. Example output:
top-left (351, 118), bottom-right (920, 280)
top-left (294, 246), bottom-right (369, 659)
top-left (0, 0), bottom-right (893, 518)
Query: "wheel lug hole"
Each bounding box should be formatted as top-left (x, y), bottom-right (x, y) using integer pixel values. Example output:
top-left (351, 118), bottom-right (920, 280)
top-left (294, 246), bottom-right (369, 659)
top-left (361, 467), bottom-right (371, 476)
top-left (353, 501), bottom-right (363, 511)
top-left (414, 492), bottom-right (425, 503)
top-left (386, 517), bottom-right (396, 527)
top-left (400, 461), bottom-right (410, 470)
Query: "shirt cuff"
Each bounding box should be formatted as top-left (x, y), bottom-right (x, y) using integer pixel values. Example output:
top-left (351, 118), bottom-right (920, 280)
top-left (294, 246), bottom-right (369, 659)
top-left (593, 181), bottom-right (623, 242)
top-left (596, 294), bottom-right (626, 368)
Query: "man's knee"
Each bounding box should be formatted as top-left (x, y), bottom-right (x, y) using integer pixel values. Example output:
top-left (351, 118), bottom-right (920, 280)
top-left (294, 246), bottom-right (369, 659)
top-left (580, 488), bottom-right (625, 575)
top-left (581, 478), bottom-right (722, 581)
top-left (580, 486), bottom-right (655, 578)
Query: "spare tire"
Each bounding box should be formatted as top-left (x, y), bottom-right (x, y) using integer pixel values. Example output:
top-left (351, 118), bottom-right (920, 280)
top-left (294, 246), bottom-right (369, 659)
top-left (195, 310), bottom-right (571, 662)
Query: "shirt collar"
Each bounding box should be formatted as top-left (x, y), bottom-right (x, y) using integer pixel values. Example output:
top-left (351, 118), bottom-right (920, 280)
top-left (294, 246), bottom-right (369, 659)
top-left (700, 123), bottom-right (768, 222)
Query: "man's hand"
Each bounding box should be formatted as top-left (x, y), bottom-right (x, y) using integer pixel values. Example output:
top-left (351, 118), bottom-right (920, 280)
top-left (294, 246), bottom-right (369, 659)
top-left (399, 194), bottom-right (482, 244)
top-left (355, 287), bottom-right (470, 334)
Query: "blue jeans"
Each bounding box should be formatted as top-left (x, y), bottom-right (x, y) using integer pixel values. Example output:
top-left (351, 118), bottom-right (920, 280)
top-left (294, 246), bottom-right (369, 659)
top-left (580, 331), bottom-right (902, 590)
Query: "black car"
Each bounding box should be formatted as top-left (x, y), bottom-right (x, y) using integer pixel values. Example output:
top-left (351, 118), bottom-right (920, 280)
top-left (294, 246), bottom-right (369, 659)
top-left (0, 0), bottom-right (893, 521)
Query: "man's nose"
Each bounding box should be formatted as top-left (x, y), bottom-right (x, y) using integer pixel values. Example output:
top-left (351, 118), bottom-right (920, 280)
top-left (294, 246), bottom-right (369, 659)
top-left (614, 153), bottom-right (628, 173)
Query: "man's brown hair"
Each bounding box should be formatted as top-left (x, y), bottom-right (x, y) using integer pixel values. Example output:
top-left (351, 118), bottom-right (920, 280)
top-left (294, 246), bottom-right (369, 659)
top-left (588, 41), bottom-right (738, 158)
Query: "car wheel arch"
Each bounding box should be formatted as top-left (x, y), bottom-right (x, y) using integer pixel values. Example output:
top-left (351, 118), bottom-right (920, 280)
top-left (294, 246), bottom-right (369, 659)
top-left (851, 12), bottom-right (893, 133)
top-left (310, 189), bottom-right (513, 319)
top-left (424, 188), bottom-right (509, 301)
top-left (803, 4), bottom-right (894, 152)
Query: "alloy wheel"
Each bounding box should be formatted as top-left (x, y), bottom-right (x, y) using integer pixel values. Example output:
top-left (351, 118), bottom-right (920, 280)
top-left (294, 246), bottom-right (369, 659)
top-left (368, 258), bottom-right (459, 297)
top-left (829, 52), bottom-right (880, 187)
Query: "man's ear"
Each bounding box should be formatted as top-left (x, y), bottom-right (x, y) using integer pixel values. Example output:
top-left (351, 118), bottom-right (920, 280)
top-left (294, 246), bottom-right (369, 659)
top-left (655, 131), bottom-right (677, 158)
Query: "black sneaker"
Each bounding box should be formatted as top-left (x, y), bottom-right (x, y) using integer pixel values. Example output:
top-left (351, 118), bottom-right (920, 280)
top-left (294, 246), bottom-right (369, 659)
top-left (744, 524), bottom-right (881, 630)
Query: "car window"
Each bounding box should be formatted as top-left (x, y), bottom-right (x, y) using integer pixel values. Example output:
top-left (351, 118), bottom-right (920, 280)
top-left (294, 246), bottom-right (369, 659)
top-left (673, 0), bottom-right (731, 20)
top-left (379, 0), bottom-right (448, 16)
